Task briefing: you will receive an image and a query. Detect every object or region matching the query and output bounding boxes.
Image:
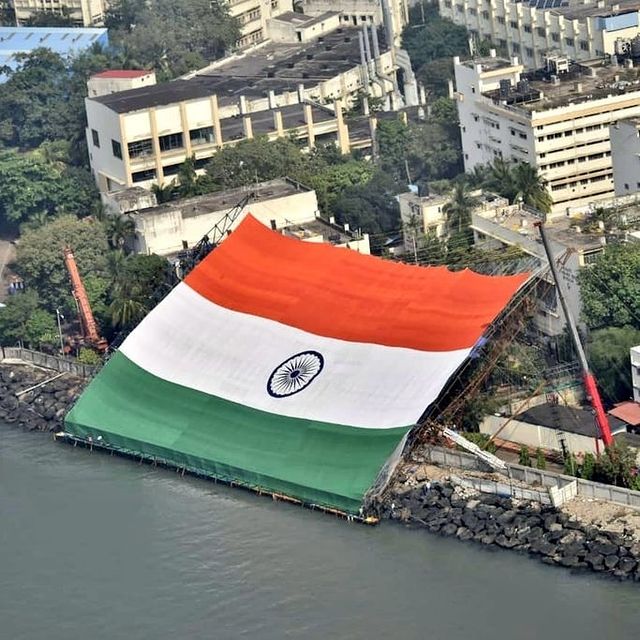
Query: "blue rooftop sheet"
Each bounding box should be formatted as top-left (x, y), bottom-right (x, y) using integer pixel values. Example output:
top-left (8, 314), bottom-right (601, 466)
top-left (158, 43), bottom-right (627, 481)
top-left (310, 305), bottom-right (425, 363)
top-left (0, 27), bottom-right (109, 79)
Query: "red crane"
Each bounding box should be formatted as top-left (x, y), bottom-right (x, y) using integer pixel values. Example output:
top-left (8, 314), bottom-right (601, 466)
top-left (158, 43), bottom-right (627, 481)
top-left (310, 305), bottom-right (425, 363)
top-left (63, 247), bottom-right (108, 353)
top-left (534, 221), bottom-right (613, 449)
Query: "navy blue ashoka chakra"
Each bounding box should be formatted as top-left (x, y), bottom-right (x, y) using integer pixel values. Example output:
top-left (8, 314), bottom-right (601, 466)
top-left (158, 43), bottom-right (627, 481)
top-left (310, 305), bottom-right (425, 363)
top-left (267, 351), bottom-right (324, 398)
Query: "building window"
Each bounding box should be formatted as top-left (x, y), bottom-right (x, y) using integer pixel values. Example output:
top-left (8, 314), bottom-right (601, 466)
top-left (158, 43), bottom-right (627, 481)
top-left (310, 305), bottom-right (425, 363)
top-left (444, 0), bottom-right (452, 6)
top-left (131, 169), bottom-right (156, 183)
top-left (523, 25), bottom-right (531, 33)
top-left (190, 126), bottom-right (215, 146)
top-left (271, 0), bottom-right (278, 7)
top-left (510, 20), bottom-right (518, 29)
top-left (91, 129), bottom-right (100, 148)
top-left (525, 47), bottom-right (534, 57)
top-left (565, 37), bottom-right (574, 46)
top-left (163, 163), bottom-right (182, 176)
top-left (481, 10), bottom-right (489, 19)
top-left (536, 27), bottom-right (546, 37)
top-left (456, 4), bottom-right (464, 13)
top-left (159, 132), bottom-right (183, 152)
top-left (497, 16), bottom-right (505, 24)
top-left (128, 139), bottom-right (153, 158)
top-left (551, 33), bottom-right (560, 42)
top-left (579, 40), bottom-right (589, 51)
top-left (512, 43), bottom-right (521, 53)
top-left (112, 140), bottom-right (122, 159)
top-left (469, 7), bottom-right (477, 14)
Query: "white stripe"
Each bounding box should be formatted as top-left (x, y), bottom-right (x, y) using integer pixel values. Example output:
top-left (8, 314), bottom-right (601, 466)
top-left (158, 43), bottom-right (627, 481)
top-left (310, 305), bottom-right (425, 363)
top-left (120, 284), bottom-right (471, 429)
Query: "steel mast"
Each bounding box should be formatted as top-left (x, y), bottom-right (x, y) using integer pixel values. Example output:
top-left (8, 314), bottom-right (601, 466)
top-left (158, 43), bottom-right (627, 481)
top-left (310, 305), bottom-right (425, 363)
top-left (534, 221), bottom-right (613, 448)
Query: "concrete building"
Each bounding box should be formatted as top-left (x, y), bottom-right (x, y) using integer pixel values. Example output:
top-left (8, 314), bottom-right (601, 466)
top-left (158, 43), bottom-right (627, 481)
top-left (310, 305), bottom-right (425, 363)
top-left (471, 198), bottom-right (606, 336)
top-left (112, 178), bottom-right (370, 256)
top-left (267, 10), bottom-right (341, 43)
top-left (611, 118), bottom-right (640, 196)
top-left (87, 70), bottom-right (157, 98)
top-left (438, 0), bottom-right (640, 70)
top-left (454, 51), bottom-right (640, 215)
top-left (398, 189), bottom-right (510, 253)
top-left (85, 25), bottom-right (419, 194)
top-left (480, 403), bottom-right (628, 458)
top-left (302, 0), bottom-right (409, 46)
top-left (0, 26), bottom-right (108, 78)
top-left (226, 0), bottom-right (294, 48)
top-left (12, 0), bottom-right (107, 26)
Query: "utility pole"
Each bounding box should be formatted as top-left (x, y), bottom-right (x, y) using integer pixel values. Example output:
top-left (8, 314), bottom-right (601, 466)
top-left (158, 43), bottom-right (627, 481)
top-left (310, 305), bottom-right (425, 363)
top-left (55, 308), bottom-right (65, 356)
top-left (534, 221), bottom-right (613, 449)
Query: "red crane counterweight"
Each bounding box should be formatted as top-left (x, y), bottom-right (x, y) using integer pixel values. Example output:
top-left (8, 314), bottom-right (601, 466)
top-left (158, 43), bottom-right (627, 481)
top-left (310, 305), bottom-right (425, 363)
top-left (63, 247), bottom-right (108, 353)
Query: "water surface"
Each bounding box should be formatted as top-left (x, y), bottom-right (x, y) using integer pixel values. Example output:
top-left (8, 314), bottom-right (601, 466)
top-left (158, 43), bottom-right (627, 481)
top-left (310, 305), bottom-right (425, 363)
top-left (1, 427), bottom-right (639, 639)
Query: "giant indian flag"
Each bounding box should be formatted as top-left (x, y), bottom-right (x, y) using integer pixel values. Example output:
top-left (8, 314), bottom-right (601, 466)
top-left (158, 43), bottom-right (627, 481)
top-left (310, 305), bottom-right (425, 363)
top-left (65, 215), bottom-right (528, 514)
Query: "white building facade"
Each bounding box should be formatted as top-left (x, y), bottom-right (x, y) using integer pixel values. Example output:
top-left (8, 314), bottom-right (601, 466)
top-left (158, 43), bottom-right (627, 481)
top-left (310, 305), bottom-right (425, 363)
top-left (455, 52), bottom-right (640, 214)
top-left (610, 118), bottom-right (640, 196)
top-left (438, 0), bottom-right (640, 70)
top-left (13, 0), bottom-right (107, 26)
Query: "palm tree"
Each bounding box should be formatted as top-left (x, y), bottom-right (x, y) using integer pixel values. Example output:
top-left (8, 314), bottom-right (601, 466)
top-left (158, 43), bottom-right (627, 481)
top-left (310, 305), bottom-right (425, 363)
top-left (105, 214), bottom-right (135, 251)
top-left (109, 281), bottom-right (146, 329)
top-left (443, 181), bottom-right (478, 234)
top-left (512, 163), bottom-right (553, 213)
top-left (485, 157), bottom-right (517, 202)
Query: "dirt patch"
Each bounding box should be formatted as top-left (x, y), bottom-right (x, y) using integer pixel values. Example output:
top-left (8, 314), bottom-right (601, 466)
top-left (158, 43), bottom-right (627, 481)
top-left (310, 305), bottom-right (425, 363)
top-left (562, 497), bottom-right (640, 539)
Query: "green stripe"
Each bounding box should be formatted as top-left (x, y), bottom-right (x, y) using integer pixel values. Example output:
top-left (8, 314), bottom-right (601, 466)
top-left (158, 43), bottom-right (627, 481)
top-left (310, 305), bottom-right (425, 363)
top-left (64, 352), bottom-right (410, 514)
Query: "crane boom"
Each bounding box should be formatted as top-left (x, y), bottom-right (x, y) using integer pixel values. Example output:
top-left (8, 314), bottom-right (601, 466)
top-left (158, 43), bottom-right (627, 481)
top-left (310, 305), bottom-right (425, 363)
top-left (63, 247), bottom-right (108, 353)
top-left (534, 221), bottom-right (613, 448)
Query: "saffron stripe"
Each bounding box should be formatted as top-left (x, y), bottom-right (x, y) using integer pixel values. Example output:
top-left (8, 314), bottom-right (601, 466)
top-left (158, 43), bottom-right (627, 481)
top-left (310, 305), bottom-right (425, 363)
top-left (185, 215), bottom-right (529, 352)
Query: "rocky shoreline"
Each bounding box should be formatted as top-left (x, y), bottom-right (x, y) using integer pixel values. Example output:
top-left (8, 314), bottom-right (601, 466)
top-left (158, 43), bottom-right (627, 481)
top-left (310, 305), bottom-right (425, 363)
top-left (0, 363), bottom-right (85, 432)
top-left (381, 479), bottom-right (640, 582)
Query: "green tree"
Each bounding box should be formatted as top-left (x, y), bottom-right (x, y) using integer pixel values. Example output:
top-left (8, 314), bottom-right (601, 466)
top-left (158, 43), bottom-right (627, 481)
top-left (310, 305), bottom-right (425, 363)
top-left (77, 347), bottom-right (102, 365)
top-left (105, 214), bottom-right (136, 251)
top-left (0, 290), bottom-right (40, 346)
top-left (0, 148), bottom-right (98, 232)
top-left (15, 215), bottom-right (110, 313)
top-left (587, 326), bottom-right (640, 404)
top-left (483, 158), bottom-right (517, 202)
top-left (580, 452), bottom-right (596, 480)
top-left (579, 244), bottom-right (640, 330)
top-left (377, 119), bottom-right (410, 182)
top-left (109, 281), bottom-right (147, 329)
top-left (594, 443), bottom-right (639, 488)
top-left (518, 445), bottom-right (531, 467)
top-left (443, 181), bottom-right (477, 234)
top-left (511, 162), bottom-right (552, 213)
top-left (0, 0), bottom-right (15, 25)
top-left (105, 0), bottom-right (239, 79)
top-left (24, 309), bottom-right (59, 348)
top-left (535, 447), bottom-right (546, 470)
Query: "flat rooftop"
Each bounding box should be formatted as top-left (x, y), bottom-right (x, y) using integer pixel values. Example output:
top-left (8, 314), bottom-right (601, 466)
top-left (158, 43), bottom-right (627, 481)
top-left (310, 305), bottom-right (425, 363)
top-left (282, 218), bottom-right (360, 244)
top-left (554, 0), bottom-right (640, 19)
top-left (134, 178), bottom-right (311, 220)
top-left (271, 10), bottom-right (340, 26)
top-left (0, 26), bottom-right (108, 77)
top-left (473, 200), bottom-right (607, 251)
top-left (94, 26), bottom-right (387, 113)
top-left (517, 403), bottom-right (627, 437)
top-left (482, 57), bottom-right (640, 112)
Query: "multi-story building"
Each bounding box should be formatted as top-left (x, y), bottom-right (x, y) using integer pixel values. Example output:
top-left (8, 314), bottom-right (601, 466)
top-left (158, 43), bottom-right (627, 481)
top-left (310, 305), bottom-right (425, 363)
top-left (455, 51), bottom-right (640, 215)
top-left (104, 177), bottom-right (370, 256)
top-left (226, 0), bottom-right (294, 48)
top-left (85, 25), bottom-right (419, 194)
top-left (12, 0), bottom-right (107, 26)
top-left (438, 0), bottom-right (640, 70)
top-left (610, 118), bottom-right (640, 196)
top-left (0, 26), bottom-right (108, 79)
top-left (302, 0), bottom-right (408, 46)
